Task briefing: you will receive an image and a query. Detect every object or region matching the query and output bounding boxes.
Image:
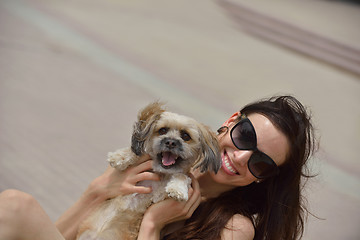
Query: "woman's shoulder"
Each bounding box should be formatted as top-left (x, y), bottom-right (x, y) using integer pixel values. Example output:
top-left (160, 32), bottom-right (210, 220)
top-left (221, 214), bottom-right (255, 240)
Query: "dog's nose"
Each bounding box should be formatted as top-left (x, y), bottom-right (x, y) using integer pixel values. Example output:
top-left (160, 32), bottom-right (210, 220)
top-left (165, 139), bottom-right (178, 149)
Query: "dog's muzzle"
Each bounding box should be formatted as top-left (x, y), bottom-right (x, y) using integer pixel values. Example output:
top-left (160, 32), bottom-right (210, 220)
top-left (160, 152), bottom-right (183, 168)
top-left (158, 138), bottom-right (183, 169)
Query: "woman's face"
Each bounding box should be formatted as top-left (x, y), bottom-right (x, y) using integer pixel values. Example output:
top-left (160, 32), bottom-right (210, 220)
top-left (210, 112), bottom-right (290, 187)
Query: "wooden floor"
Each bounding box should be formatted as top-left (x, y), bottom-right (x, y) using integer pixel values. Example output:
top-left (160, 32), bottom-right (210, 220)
top-left (0, 0), bottom-right (359, 239)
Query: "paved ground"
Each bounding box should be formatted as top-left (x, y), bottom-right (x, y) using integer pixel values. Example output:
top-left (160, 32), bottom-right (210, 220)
top-left (0, 0), bottom-right (359, 239)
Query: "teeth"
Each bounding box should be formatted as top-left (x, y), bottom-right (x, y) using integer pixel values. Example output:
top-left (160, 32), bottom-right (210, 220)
top-left (224, 155), bottom-right (237, 174)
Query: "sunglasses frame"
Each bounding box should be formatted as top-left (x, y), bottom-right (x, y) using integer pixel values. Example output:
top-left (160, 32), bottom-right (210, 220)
top-left (230, 115), bottom-right (280, 179)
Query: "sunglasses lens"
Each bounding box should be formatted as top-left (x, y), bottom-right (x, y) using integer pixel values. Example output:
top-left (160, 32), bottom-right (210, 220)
top-left (231, 120), bottom-right (256, 150)
top-left (248, 152), bottom-right (278, 179)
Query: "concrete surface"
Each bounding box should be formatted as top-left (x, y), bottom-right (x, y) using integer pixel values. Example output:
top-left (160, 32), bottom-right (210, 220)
top-left (0, 0), bottom-right (359, 239)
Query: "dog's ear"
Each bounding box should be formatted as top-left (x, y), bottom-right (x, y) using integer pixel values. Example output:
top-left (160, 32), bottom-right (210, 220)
top-left (193, 124), bottom-right (221, 173)
top-left (131, 101), bottom-right (165, 156)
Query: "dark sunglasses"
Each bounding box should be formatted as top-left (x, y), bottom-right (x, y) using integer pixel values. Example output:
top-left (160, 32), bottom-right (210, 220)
top-left (230, 115), bottom-right (279, 179)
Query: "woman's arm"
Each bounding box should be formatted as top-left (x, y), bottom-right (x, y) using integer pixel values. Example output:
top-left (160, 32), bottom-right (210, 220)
top-left (55, 187), bottom-right (102, 240)
top-left (137, 174), bottom-right (201, 240)
top-left (56, 156), bottom-right (159, 240)
top-left (221, 214), bottom-right (255, 240)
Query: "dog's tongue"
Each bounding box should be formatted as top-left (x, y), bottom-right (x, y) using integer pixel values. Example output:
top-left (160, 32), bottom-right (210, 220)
top-left (162, 152), bottom-right (177, 166)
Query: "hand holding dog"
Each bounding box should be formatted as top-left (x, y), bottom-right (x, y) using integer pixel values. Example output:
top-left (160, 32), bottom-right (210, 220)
top-left (89, 154), bottom-right (160, 201)
top-left (57, 155), bottom-right (160, 240)
top-left (138, 173), bottom-right (201, 239)
top-left (76, 102), bottom-right (220, 239)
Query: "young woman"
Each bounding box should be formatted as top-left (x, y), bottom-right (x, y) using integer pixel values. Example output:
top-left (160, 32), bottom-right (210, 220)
top-left (137, 95), bottom-right (317, 240)
top-left (0, 95), bottom-right (316, 240)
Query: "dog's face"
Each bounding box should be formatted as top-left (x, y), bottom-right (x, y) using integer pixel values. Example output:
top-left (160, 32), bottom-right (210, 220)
top-left (131, 102), bottom-right (220, 174)
top-left (149, 112), bottom-right (208, 174)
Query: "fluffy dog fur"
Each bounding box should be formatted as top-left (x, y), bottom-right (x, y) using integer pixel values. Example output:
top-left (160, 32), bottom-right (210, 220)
top-left (76, 102), bottom-right (221, 240)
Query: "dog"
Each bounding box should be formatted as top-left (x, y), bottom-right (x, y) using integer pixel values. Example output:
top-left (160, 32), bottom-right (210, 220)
top-left (76, 102), bottom-right (221, 240)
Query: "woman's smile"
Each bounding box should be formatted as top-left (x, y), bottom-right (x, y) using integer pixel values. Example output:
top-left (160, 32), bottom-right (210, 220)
top-left (221, 151), bottom-right (239, 176)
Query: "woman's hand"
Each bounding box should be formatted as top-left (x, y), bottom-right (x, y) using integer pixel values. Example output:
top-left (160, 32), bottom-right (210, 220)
top-left (138, 174), bottom-right (201, 239)
top-left (88, 154), bottom-right (161, 201)
top-left (57, 154), bottom-right (160, 240)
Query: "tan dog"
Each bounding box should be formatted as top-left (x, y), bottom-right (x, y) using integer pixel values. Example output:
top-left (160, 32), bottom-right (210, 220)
top-left (77, 102), bottom-right (220, 240)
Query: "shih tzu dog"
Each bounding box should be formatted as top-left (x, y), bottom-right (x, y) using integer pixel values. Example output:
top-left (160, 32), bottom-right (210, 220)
top-left (76, 102), bottom-right (221, 240)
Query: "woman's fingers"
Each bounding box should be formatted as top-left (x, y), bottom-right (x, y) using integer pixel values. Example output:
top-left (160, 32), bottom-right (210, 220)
top-left (129, 171), bottom-right (161, 194)
top-left (116, 158), bottom-right (160, 195)
top-left (187, 173), bottom-right (200, 203)
top-left (182, 174), bottom-right (201, 218)
top-left (127, 160), bottom-right (160, 183)
top-left (137, 154), bottom-right (152, 164)
top-left (129, 160), bottom-right (153, 174)
top-left (128, 185), bottom-right (152, 194)
top-left (187, 190), bottom-right (201, 219)
top-left (161, 174), bottom-right (201, 222)
top-left (133, 171), bottom-right (161, 183)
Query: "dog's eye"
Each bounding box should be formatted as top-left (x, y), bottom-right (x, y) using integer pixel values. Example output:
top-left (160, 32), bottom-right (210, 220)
top-left (181, 130), bottom-right (191, 141)
top-left (158, 127), bottom-right (169, 135)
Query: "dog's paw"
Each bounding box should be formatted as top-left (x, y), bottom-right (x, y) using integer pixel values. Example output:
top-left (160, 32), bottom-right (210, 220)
top-left (165, 175), bottom-right (191, 202)
top-left (107, 148), bottom-right (134, 171)
top-left (166, 185), bottom-right (188, 201)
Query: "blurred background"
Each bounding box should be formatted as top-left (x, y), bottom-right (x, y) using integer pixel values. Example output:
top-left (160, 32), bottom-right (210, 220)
top-left (0, 0), bottom-right (359, 239)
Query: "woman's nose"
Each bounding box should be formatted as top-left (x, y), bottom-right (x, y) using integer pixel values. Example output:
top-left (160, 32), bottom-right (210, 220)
top-left (233, 150), bottom-right (252, 166)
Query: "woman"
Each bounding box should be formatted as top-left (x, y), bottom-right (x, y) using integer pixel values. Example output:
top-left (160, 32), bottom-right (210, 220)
top-left (137, 95), bottom-right (316, 240)
top-left (0, 95), bottom-right (316, 240)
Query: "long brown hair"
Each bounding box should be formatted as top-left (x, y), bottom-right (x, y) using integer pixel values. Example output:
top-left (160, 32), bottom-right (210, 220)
top-left (165, 95), bottom-right (317, 240)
